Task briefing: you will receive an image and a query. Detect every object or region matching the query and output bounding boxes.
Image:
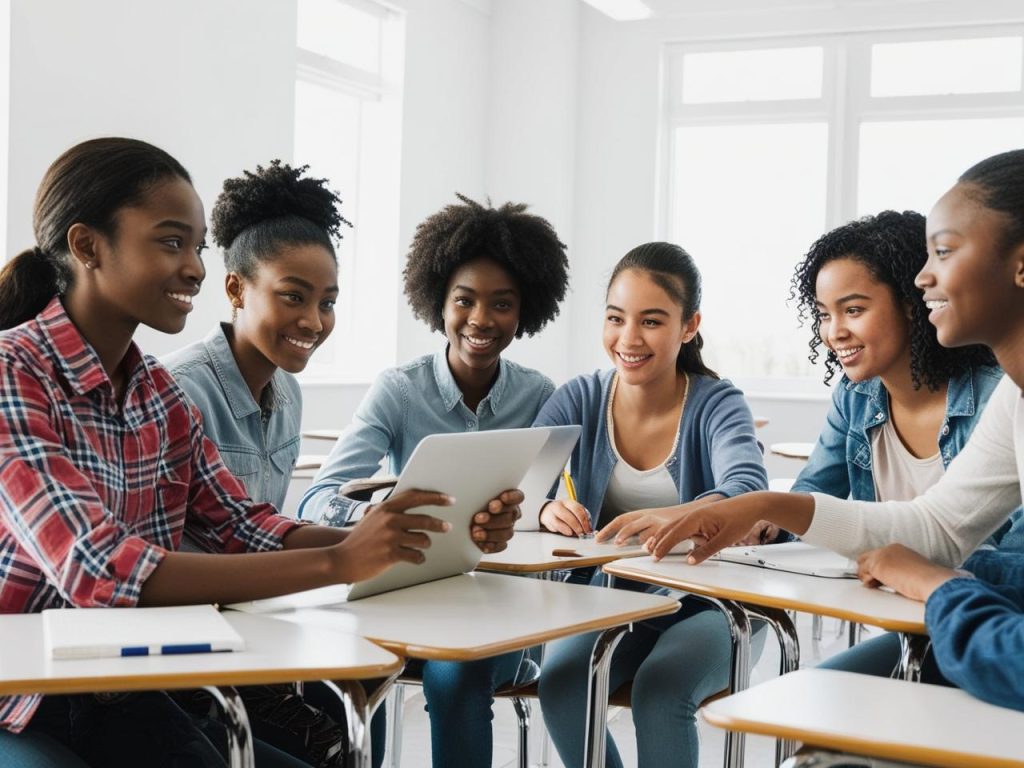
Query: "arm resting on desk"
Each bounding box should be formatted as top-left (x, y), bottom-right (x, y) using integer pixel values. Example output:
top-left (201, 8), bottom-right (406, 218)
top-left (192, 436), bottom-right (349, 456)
top-left (926, 551), bottom-right (1024, 712)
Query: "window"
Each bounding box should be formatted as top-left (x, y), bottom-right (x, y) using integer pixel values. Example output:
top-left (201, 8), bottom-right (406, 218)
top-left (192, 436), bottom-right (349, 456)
top-left (293, 0), bottom-right (405, 384)
top-left (663, 28), bottom-right (1024, 381)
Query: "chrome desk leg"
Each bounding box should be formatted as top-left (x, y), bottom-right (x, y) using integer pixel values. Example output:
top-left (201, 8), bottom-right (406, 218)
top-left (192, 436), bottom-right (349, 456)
top-left (511, 696), bottom-right (532, 768)
top-left (898, 633), bottom-right (932, 682)
top-left (745, 605), bottom-right (800, 766)
top-left (583, 624), bottom-right (630, 768)
top-left (700, 597), bottom-right (752, 768)
top-left (323, 668), bottom-right (403, 768)
top-left (203, 686), bottom-right (254, 768)
top-left (384, 682), bottom-right (405, 768)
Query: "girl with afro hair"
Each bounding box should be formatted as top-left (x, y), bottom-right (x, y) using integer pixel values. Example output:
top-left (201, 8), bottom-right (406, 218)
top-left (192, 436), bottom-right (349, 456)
top-left (299, 192), bottom-right (569, 768)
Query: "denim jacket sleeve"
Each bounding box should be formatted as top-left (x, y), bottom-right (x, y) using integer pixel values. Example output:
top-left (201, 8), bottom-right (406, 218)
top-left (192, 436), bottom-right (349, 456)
top-left (926, 551), bottom-right (1024, 712)
top-left (297, 370), bottom-right (406, 525)
top-left (791, 384), bottom-right (854, 499)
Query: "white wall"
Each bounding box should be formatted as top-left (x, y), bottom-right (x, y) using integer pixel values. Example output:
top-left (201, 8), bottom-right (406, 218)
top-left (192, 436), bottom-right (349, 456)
top-left (6, 0), bottom-right (298, 356)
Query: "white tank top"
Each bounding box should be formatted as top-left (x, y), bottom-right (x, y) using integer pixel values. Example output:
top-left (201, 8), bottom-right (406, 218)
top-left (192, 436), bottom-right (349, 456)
top-left (870, 417), bottom-right (944, 502)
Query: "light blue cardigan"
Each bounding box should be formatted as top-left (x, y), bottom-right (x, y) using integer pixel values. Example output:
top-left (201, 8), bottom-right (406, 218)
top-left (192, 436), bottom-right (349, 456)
top-left (531, 369), bottom-right (768, 526)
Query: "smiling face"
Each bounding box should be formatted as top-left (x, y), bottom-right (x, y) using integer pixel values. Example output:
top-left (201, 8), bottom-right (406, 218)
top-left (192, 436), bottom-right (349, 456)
top-left (603, 268), bottom-right (697, 387)
top-left (814, 257), bottom-right (912, 384)
top-left (919, 182), bottom-right (1024, 350)
top-left (229, 244), bottom-right (339, 374)
top-left (95, 176), bottom-right (208, 334)
top-left (442, 257), bottom-right (520, 380)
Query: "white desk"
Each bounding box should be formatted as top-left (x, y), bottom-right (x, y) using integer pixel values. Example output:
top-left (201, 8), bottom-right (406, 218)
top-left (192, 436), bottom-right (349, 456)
top-left (258, 572), bottom-right (679, 768)
top-left (769, 442), bottom-right (814, 460)
top-left (478, 531), bottom-right (646, 574)
top-left (0, 611), bottom-right (401, 768)
top-left (302, 429), bottom-right (343, 442)
top-left (605, 555), bottom-right (928, 767)
top-left (703, 668), bottom-right (1024, 768)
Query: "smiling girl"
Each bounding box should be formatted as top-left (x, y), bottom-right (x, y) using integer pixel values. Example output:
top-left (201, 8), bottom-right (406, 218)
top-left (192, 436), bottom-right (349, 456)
top-left (298, 193), bottom-right (569, 768)
top-left (163, 161), bottom-right (350, 767)
top-left (0, 138), bottom-right (453, 768)
top-left (533, 242), bottom-right (768, 768)
top-left (647, 149), bottom-right (1024, 709)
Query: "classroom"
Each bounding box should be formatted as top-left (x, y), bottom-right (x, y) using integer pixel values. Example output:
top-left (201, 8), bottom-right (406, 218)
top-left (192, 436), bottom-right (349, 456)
top-left (1, 1), bottom-right (1023, 767)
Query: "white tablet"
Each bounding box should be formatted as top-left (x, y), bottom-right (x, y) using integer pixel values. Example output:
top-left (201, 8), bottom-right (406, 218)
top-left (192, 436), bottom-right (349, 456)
top-left (711, 541), bottom-right (857, 579)
top-left (516, 425), bottom-right (583, 528)
top-left (346, 427), bottom-right (551, 600)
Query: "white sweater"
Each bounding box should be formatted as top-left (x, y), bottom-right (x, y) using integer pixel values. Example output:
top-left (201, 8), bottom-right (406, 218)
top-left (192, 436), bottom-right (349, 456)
top-left (804, 375), bottom-right (1024, 567)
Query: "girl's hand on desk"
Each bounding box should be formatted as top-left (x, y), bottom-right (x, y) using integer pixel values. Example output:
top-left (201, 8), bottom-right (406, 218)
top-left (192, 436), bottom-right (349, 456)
top-left (540, 499), bottom-right (592, 537)
top-left (333, 490), bottom-right (453, 581)
top-left (856, 544), bottom-right (959, 602)
top-left (471, 489), bottom-right (523, 554)
top-left (596, 508), bottom-right (673, 546)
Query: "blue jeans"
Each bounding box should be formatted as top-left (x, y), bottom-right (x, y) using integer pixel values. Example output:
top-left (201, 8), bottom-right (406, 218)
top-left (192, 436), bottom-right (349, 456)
top-left (539, 595), bottom-right (766, 768)
top-left (0, 692), bottom-right (309, 767)
top-left (818, 631), bottom-right (947, 684)
top-left (402, 651), bottom-right (524, 768)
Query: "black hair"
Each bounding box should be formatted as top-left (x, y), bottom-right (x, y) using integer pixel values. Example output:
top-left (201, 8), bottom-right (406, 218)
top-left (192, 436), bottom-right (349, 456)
top-left (0, 137), bottom-right (192, 330)
top-left (790, 210), bottom-right (996, 388)
top-left (210, 160), bottom-right (351, 279)
top-left (959, 148), bottom-right (1024, 252)
top-left (402, 193), bottom-right (569, 337)
top-left (608, 241), bottom-right (719, 379)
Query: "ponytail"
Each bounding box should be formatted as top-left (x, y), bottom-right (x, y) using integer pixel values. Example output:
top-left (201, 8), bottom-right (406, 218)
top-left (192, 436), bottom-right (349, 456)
top-left (0, 137), bottom-right (192, 332)
top-left (0, 247), bottom-right (69, 330)
top-left (608, 241), bottom-right (719, 380)
top-left (676, 330), bottom-right (717, 379)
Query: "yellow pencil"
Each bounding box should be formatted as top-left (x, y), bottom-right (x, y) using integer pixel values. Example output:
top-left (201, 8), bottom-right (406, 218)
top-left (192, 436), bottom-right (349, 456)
top-left (562, 469), bottom-right (578, 502)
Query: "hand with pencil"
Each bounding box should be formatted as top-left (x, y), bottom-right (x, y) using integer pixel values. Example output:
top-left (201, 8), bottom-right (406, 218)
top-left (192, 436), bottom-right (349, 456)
top-left (539, 469), bottom-right (593, 537)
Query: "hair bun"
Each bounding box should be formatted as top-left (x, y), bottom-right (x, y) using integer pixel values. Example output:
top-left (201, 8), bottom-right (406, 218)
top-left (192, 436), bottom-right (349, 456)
top-left (210, 160), bottom-right (351, 250)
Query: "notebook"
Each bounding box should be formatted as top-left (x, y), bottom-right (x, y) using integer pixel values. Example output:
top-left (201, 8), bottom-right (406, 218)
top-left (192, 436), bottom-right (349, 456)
top-left (711, 541), bottom-right (858, 579)
top-left (42, 604), bottom-right (245, 659)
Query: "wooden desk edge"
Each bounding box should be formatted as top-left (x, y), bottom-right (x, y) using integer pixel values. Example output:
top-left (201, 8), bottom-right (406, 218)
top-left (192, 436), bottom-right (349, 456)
top-left (0, 659), bottom-right (404, 698)
top-left (603, 563), bottom-right (927, 635)
top-left (477, 549), bottom-right (645, 573)
top-left (701, 709), bottom-right (1024, 768)
top-left (367, 600), bottom-right (680, 661)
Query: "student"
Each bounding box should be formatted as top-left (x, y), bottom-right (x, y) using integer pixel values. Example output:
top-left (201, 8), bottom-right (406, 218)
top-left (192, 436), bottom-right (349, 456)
top-left (298, 193), bottom-right (569, 768)
top-left (532, 242), bottom-right (768, 768)
top-left (0, 138), bottom-right (520, 768)
top-left (646, 149), bottom-right (1024, 707)
top-left (163, 161), bottom-right (349, 766)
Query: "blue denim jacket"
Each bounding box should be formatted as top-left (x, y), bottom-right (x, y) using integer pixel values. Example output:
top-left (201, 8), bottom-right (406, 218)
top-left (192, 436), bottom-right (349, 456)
top-left (530, 370), bottom-right (768, 527)
top-left (791, 366), bottom-right (1005, 502)
top-left (927, 549), bottom-right (1024, 712)
top-left (163, 324), bottom-right (301, 510)
top-left (298, 348), bottom-right (555, 525)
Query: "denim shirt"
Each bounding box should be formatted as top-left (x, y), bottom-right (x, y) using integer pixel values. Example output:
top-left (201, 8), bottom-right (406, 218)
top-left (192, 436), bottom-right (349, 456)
top-left (791, 365), bottom-right (1005, 503)
top-left (163, 323), bottom-right (301, 511)
top-left (927, 549), bottom-right (1024, 712)
top-left (529, 369), bottom-right (768, 528)
top-left (298, 348), bottom-right (555, 525)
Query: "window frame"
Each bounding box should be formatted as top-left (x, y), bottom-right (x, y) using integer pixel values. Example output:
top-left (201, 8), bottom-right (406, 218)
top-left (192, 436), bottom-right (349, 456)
top-left (659, 24), bottom-right (1024, 389)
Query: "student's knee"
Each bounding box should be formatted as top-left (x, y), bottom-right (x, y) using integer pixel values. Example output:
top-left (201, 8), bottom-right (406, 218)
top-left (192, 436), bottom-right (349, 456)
top-left (538, 634), bottom-right (594, 709)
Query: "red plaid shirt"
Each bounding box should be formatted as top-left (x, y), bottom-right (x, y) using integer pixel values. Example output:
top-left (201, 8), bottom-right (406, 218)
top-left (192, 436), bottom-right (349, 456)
top-left (0, 297), bottom-right (303, 731)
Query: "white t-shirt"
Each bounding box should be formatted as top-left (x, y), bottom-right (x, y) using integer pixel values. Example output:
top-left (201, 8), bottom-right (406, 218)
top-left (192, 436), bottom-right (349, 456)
top-left (870, 417), bottom-right (945, 503)
top-left (807, 375), bottom-right (1023, 566)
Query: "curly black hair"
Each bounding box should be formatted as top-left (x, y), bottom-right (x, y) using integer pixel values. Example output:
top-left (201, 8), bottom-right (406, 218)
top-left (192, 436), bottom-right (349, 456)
top-left (790, 210), bottom-right (997, 389)
top-left (210, 160), bottom-right (352, 278)
top-left (402, 193), bottom-right (569, 337)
